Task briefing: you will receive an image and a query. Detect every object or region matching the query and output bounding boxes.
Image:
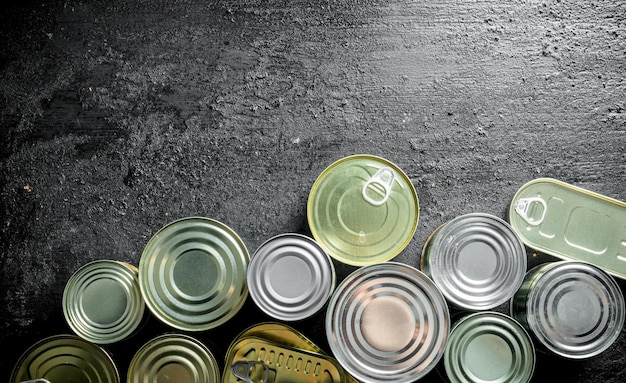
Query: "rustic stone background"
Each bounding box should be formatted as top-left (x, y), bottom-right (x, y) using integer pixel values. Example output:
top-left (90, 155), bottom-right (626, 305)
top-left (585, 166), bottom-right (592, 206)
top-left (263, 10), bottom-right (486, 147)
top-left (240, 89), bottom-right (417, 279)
top-left (1, 0), bottom-right (624, 381)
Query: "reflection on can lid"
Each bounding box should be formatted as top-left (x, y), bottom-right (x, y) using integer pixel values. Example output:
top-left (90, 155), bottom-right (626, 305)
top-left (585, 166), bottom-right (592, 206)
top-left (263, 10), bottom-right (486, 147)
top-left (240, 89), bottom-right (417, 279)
top-left (421, 213), bottom-right (527, 310)
top-left (248, 233), bottom-right (336, 321)
top-left (139, 217), bottom-right (249, 331)
top-left (444, 312), bottom-right (535, 383)
top-left (63, 260), bottom-right (145, 344)
top-left (10, 334), bottom-right (120, 383)
top-left (326, 262), bottom-right (449, 383)
top-left (307, 155), bottom-right (419, 266)
top-left (128, 333), bottom-right (220, 383)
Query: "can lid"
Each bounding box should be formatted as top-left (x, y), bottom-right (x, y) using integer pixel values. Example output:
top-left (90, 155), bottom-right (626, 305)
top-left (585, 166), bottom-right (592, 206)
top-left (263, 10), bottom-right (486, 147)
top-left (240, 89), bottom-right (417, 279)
top-left (525, 261), bottom-right (625, 358)
top-left (423, 213), bottom-right (527, 310)
top-left (128, 333), bottom-right (220, 383)
top-left (247, 233), bottom-right (335, 321)
top-left (63, 260), bottom-right (145, 344)
top-left (444, 312), bottom-right (535, 383)
top-left (139, 217), bottom-right (249, 331)
top-left (307, 155), bottom-right (419, 266)
top-left (10, 334), bottom-right (120, 383)
top-left (326, 262), bottom-right (449, 383)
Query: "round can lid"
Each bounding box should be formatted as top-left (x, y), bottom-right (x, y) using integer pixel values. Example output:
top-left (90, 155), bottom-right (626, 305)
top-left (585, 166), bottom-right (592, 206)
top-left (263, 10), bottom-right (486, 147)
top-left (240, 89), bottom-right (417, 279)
top-left (526, 261), bottom-right (625, 359)
top-left (11, 334), bottom-right (120, 383)
top-left (63, 260), bottom-right (145, 344)
top-left (139, 217), bottom-right (249, 331)
top-left (444, 312), bottom-right (535, 383)
top-left (424, 213), bottom-right (527, 310)
top-left (247, 233), bottom-right (336, 321)
top-left (307, 155), bottom-right (419, 266)
top-left (128, 333), bottom-right (220, 383)
top-left (326, 262), bottom-right (449, 383)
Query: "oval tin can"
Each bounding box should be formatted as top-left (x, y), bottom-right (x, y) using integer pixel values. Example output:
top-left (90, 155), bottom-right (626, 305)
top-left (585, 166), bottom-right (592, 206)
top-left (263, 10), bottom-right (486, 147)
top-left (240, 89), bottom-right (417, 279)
top-left (63, 260), bottom-right (146, 344)
top-left (139, 217), bottom-right (249, 331)
top-left (307, 154), bottom-right (419, 266)
top-left (11, 334), bottom-right (120, 383)
top-left (444, 312), bottom-right (535, 383)
top-left (511, 261), bottom-right (625, 359)
top-left (420, 213), bottom-right (527, 311)
top-left (326, 262), bottom-right (450, 383)
top-left (247, 233), bottom-right (336, 321)
top-left (128, 333), bottom-right (220, 383)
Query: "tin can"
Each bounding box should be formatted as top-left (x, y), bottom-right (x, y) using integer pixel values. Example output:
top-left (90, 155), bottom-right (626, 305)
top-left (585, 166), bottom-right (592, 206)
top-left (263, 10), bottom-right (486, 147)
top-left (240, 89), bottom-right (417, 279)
top-left (247, 233), bottom-right (336, 321)
top-left (511, 261), bottom-right (625, 359)
top-left (138, 217), bottom-right (249, 331)
top-left (420, 213), bottom-right (527, 311)
top-left (63, 260), bottom-right (146, 344)
top-left (326, 262), bottom-right (450, 383)
top-left (128, 333), bottom-right (220, 383)
top-left (444, 312), bottom-right (535, 383)
top-left (307, 154), bottom-right (419, 266)
top-left (11, 334), bottom-right (120, 383)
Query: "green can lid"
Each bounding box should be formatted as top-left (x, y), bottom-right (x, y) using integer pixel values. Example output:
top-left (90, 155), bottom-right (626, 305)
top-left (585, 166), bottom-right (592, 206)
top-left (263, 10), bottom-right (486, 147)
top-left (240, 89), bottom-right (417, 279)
top-left (11, 334), bottom-right (120, 383)
top-left (307, 155), bottom-right (419, 266)
top-left (63, 260), bottom-right (145, 344)
top-left (444, 312), bottom-right (535, 383)
top-left (139, 217), bottom-right (249, 331)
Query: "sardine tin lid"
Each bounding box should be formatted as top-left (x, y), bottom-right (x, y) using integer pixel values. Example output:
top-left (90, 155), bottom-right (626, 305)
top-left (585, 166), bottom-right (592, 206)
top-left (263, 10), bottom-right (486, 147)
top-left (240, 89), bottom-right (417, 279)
top-left (307, 154), bottom-right (419, 266)
top-left (326, 262), bottom-right (450, 383)
top-left (247, 233), bottom-right (336, 321)
top-left (62, 260), bottom-right (145, 344)
top-left (139, 217), bottom-right (249, 331)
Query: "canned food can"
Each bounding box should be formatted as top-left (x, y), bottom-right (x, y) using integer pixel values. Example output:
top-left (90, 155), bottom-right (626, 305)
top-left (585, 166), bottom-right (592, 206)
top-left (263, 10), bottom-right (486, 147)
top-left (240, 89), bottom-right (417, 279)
top-left (511, 261), bottom-right (625, 359)
top-left (307, 154), bottom-right (419, 266)
top-left (63, 260), bottom-right (145, 344)
top-left (247, 233), bottom-right (336, 321)
top-left (139, 217), bottom-right (249, 331)
top-left (10, 334), bottom-right (120, 383)
top-left (326, 262), bottom-right (450, 383)
top-left (444, 312), bottom-right (535, 383)
top-left (420, 213), bottom-right (527, 311)
top-left (128, 333), bottom-right (220, 383)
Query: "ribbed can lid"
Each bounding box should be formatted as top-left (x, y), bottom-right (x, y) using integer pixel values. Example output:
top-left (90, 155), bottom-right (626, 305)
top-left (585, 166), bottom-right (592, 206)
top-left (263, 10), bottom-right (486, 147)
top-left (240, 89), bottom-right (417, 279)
top-left (247, 233), bottom-right (335, 321)
top-left (139, 217), bottom-right (249, 331)
top-left (326, 262), bottom-right (449, 383)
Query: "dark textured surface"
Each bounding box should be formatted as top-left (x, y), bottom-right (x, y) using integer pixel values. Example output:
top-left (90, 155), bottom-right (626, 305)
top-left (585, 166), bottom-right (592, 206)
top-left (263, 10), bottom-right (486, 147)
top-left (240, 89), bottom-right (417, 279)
top-left (1, 0), bottom-right (625, 381)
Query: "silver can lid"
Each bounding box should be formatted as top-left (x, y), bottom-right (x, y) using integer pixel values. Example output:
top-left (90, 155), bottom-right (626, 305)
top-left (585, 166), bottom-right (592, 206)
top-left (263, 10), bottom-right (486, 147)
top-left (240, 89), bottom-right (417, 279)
top-left (247, 233), bottom-right (336, 321)
top-left (326, 262), bottom-right (450, 383)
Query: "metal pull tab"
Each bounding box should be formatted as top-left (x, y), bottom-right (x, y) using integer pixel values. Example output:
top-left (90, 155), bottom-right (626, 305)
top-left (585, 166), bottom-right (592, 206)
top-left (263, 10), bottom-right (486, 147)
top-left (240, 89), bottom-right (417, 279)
top-left (515, 197), bottom-right (547, 226)
top-left (231, 361), bottom-right (271, 383)
top-left (362, 167), bottom-right (395, 206)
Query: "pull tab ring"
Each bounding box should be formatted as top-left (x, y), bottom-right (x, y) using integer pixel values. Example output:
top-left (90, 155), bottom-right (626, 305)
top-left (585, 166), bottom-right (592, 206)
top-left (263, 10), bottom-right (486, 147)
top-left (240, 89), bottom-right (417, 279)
top-left (231, 360), bottom-right (270, 383)
top-left (362, 167), bottom-right (395, 206)
top-left (515, 197), bottom-right (547, 226)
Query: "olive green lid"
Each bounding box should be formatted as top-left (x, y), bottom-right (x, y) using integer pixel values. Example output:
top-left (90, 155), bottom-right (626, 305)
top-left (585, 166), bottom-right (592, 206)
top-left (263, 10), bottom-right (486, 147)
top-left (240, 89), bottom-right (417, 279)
top-left (139, 217), bottom-right (249, 331)
top-left (307, 155), bottom-right (419, 266)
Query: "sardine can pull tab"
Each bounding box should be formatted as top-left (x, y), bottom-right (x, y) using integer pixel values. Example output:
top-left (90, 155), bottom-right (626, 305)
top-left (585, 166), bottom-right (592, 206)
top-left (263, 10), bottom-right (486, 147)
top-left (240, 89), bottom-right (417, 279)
top-left (514, 197), bottom-right (547, 226)
top-left (231, 360), bottom-right (271, 383)
top-left (362, 167), bottom-right (395, 206)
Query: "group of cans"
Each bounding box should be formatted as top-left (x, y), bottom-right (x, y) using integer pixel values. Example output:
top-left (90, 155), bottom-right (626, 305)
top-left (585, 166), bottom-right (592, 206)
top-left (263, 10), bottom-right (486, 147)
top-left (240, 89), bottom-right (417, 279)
top-left (11, 154), bottom-right (626, 383)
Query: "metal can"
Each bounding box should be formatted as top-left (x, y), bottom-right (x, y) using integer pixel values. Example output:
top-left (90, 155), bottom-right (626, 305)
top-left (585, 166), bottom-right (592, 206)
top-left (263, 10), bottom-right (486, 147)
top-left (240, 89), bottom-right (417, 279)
top-left (444, 312), bottom-right (535, 383)
top-left (511, 261), bottom-right (625, 359)
top-left (420, 213), bottom-right (527, 311)
top-left (138, 217), bottom-right (249, 331)
top-left (326, 262), bottom-right (450, 383)
top-left (128, 333), bottom-right (220, 383)
top-left (11, 334), bottom-right (120, 383)
top-left (307, 154), bottom-right (419, 266)
top-left (247, 233), bottom-right (336, 321)
top-left (63, 260), bottom-right (146, 344)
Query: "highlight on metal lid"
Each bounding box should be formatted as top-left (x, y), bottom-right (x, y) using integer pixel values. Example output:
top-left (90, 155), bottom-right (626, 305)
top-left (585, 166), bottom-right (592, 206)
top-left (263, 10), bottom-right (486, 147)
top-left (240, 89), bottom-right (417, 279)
top-left (420, 213), bottom-right (527, 311)
top-left (444, 312), bottom-right (535, 383)
top-left (511, 261), bottom-right (626, 359)
top-left (247, 233), bottom-right (336, 321)
top-left (128, 333), bottom-right (220, 383)
top-left (62, 260), bottom-right (145, 344)
top-left (10, 334), bottom-right (120, 383)
top-left (307, 154), bottom-right (419, 266)
top-left (139, 217), bottom-right (249, 331)
top-left (326, 262), bottom-right (450, 383)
